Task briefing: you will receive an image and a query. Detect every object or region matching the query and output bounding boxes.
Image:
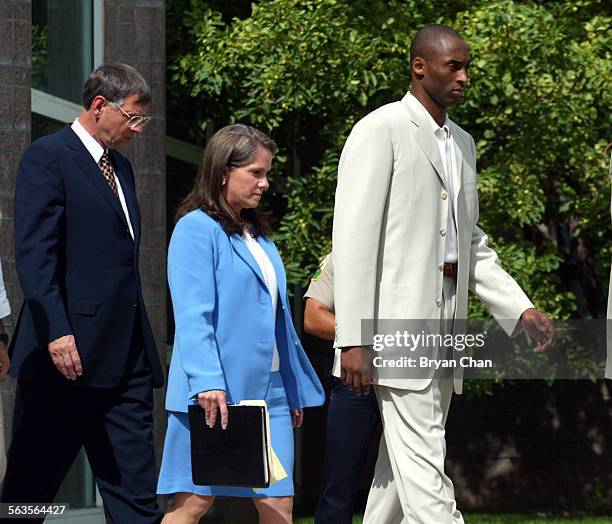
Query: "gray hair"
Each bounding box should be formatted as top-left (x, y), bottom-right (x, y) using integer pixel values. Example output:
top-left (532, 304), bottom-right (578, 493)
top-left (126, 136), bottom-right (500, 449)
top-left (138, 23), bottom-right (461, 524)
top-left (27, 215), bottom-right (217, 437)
top-left (82, 63), bottom-right (151, 109)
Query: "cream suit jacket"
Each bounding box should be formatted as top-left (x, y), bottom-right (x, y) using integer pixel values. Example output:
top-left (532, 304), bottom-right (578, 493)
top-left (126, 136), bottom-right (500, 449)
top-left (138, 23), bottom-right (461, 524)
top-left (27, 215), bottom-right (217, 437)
top-left (332, 92), bottom-right (534, 393)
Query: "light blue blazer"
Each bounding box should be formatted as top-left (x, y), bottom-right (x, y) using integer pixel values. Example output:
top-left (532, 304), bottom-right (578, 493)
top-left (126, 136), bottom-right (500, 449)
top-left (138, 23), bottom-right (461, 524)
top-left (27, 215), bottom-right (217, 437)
top-left (165, 209), bottom-right (324, 413)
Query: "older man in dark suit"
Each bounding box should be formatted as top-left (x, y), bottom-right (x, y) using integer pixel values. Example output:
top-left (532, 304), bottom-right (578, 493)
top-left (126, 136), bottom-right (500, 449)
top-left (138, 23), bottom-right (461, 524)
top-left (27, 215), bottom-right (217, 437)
top-left (1, 63), bottom-right (164, 524)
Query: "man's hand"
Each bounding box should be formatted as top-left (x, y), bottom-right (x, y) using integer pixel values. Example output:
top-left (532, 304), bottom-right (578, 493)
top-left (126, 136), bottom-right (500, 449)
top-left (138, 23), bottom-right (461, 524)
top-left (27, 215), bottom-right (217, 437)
top-left (197, 390), bottom-right (228, 430)
top-left (341, 346), bottom-right (371, 396)
top-left (0, 344), bottom-right (10, 381)
top-left (48, 335), bottom-right (83, 380)
top-left (521, 308), bottom-right (555, 353)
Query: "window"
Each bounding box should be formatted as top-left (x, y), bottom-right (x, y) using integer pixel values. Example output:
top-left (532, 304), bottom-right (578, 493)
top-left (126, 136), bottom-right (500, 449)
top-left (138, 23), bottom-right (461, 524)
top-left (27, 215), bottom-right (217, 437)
top-left (32, 0), bottom-right (95, 104)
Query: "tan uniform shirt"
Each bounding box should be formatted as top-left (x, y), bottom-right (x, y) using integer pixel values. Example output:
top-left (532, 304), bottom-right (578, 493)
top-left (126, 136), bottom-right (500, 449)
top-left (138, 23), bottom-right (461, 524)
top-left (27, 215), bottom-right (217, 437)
top-left (304, 253), bottom-right (334, 312)
top-left (304, 253), bottom-right (344, 376)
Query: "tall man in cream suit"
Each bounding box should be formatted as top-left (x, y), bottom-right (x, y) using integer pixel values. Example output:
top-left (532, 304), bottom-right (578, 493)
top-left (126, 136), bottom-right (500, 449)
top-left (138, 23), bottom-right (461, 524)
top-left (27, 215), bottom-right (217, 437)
top-left (332, 25), bottom-right (555, 523)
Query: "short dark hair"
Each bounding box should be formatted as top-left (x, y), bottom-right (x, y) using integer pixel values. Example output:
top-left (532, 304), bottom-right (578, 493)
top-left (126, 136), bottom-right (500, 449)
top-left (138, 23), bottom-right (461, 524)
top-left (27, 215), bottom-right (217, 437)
top-left (176, 124), bottom-right (277, 237)
top-left (82, 63), bottom-right (151, 109)
top-left (409, 24), bottom-right (463, 65)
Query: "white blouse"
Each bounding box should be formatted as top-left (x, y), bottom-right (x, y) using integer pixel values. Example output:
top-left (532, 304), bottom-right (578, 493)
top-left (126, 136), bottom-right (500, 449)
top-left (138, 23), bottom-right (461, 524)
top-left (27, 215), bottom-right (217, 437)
top-left (242, 232), bottom-right (280, 372)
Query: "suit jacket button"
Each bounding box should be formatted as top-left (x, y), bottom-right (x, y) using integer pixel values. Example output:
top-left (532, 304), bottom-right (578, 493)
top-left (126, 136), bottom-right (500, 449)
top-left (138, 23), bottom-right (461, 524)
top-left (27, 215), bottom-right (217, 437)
top-left (436, 298), bottom-right (442, 307)
top-left (441, 191), bottom-right (448, 200)
top-left (131, 299), bottom-right (138, 308)
top-left (438, 263), bottom-right (444, 272)
top-left (440, 228), bottom-right (446, 237)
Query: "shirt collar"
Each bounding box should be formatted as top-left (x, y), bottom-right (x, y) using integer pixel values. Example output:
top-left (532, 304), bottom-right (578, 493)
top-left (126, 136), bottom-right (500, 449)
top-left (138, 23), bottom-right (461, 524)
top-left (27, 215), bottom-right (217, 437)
top-left (407, 92), bottom-right (450, 137)
top-left (71, 117), bottom-right (105, 163)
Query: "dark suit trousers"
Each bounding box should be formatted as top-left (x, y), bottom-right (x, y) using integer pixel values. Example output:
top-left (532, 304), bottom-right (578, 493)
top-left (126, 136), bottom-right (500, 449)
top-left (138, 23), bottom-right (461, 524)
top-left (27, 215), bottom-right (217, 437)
top-left (0, 326), bottom-right (163, 524)
top-left (315, 377), bottom-right (382, 524)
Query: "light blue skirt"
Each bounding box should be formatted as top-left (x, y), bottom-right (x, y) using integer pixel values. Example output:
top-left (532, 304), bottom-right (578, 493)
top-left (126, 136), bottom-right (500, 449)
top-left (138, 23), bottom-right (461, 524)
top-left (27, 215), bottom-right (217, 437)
top-left (157, 372), bottom-right (295, 497)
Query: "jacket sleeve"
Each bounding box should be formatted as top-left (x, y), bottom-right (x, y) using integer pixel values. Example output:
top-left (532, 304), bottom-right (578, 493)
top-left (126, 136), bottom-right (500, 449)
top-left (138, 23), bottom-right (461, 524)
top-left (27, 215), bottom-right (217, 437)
top-left (168, 214), bottom-right (226, 398)
top-left (14, 141), bottom-right (72, 343)
top-left (332, 116), bottom-right (394, 348)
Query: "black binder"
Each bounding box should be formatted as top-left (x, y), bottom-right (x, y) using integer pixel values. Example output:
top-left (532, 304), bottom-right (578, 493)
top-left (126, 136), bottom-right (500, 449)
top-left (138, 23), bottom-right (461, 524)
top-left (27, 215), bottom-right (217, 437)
top-left (188, 403), bottom-right (270, 488)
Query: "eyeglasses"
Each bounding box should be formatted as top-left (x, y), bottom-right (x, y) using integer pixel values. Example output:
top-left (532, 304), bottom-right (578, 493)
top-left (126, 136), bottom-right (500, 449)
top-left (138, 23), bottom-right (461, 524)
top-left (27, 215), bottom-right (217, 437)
top-left (107, 101), bottom-right (152, 129)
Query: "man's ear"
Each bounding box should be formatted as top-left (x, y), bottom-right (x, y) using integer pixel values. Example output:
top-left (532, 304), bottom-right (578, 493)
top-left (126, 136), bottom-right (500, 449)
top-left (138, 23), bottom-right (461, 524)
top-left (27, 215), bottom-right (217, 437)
top-left (91, 95), bottom-right (106, 116)
top-left (413, 56), bottom-right (426, 78)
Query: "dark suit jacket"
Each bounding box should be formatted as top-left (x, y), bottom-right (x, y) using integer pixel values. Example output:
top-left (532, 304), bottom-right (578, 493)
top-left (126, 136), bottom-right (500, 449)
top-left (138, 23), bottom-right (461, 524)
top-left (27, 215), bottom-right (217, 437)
top-left (9, 125), bottom-right (163, 388)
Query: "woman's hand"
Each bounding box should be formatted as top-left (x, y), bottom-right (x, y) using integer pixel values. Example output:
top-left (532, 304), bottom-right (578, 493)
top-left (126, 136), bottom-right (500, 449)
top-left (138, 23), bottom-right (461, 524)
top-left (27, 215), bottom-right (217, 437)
top-left (291, 408), bottom-right (303, 428)
top-left (197, 390), bottom-right (228, 430)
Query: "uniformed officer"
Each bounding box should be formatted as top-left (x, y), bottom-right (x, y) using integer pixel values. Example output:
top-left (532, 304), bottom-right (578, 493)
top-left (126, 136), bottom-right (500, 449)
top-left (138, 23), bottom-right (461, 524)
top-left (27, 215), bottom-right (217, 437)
top-left (304, 253), bottom-right (381, 524)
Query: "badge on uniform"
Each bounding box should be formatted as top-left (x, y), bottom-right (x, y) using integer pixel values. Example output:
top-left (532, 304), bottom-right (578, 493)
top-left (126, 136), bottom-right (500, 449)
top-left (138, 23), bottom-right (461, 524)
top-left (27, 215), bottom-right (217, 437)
top-left (311, 254), bottom-right (330, 282)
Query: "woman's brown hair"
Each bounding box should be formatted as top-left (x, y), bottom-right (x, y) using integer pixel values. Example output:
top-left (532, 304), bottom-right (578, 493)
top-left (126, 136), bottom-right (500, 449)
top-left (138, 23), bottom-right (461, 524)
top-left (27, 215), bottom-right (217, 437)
top-left (176, 124), bottom-right (277, 236)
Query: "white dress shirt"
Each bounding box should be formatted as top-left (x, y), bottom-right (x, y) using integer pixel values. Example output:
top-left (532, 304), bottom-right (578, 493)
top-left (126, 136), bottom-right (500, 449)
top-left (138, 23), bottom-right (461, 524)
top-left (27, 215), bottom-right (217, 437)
top-left (242, 232), bottom-right (280, 372)
top-left (407, 93), bottom-right (458, 263)
top-left (71, 118), bottom-right (135, 240)
top-left (0, 258), bottom-right (10, 319)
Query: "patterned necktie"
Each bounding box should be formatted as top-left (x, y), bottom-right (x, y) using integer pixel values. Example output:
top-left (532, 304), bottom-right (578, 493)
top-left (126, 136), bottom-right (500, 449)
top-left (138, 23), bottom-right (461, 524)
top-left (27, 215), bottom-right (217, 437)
top-left (99, 152), bottom-right (119, 197)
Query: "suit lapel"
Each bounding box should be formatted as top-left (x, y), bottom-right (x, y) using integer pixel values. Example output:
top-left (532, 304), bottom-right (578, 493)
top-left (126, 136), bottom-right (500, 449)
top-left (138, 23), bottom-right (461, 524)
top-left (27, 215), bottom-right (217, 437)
top-left (259, 237), bottom-right (287, 304)
top-left (110, 152), bottom-right (140, 244)
top-left (73, 149), bottom-right (130, 230)
top-left (230, 234), bottom-right (267, 288)
top-left (229, 234), bottom-right (286, 304)
top-left (62, 127), bottom-right (130, 231)
top-left (401, 93), bottom-right (447, 190)
top-left (449, 121), bottom-right (464, 215)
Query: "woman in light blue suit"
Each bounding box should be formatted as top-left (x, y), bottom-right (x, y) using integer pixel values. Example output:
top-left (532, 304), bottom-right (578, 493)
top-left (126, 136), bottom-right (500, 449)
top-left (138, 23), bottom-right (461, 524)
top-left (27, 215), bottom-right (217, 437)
top-left (158, 124), bottom-right (324, 523)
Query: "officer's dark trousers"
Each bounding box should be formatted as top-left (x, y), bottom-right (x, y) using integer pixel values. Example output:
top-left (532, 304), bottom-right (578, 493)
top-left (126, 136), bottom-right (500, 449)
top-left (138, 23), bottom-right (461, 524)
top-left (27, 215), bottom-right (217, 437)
top-left (315, 377), bottom-right (381, 524)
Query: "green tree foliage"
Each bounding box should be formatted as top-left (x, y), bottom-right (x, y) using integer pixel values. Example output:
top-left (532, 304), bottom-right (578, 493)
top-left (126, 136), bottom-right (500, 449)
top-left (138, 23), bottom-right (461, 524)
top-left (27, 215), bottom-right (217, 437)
top-left (168, 0), bottom-right (611, 322)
